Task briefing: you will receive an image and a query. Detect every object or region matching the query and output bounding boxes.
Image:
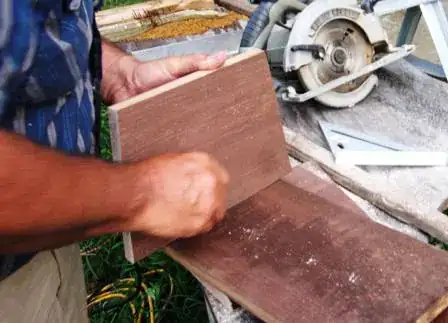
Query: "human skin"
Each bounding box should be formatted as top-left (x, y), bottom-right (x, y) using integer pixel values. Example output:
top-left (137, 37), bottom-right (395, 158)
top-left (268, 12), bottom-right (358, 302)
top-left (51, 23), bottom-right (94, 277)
top-left (0, 41), bottom-right (229, 254)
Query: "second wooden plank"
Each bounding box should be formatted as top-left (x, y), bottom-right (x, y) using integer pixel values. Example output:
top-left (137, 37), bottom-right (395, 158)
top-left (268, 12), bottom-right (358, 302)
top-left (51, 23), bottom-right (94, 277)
top-left (166, 166), bottom-right (448, 322)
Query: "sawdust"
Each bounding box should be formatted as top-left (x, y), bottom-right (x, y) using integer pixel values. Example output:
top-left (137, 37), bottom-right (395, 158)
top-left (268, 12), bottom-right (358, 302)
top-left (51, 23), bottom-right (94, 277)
top-left (126, 11), bottom-right (247, 41)
top-left (204, 288), bottom-right (257, 323)
top-left (132, 5), bottom-right (179, 23)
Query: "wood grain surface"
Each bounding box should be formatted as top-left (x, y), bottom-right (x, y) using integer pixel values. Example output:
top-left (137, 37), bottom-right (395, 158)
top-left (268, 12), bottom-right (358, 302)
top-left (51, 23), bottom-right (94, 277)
top-left (282, 164), bottom-right (363, 216)
top-left (166, 166), bottom-right (448, 323)
top-left (216, 0), bottom-right (256, 15)
top-left (95, 0), bottom-right (216, 27)
top-left (109, 49), bottom-right (290, 262)
top-left (283, 126), bottom-right (448, 245)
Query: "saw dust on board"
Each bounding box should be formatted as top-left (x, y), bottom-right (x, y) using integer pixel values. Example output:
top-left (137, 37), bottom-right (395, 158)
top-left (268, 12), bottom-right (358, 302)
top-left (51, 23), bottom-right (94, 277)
top-left (124, 11), bottom-right (247, 41)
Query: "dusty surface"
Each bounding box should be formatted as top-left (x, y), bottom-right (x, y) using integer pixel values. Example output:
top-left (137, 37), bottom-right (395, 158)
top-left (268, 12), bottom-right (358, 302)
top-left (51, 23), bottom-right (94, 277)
top-left (299, 161), bottom-right (429, 243)
top-left (172, 167), bottom-right (448, 323)
top-left (206, 4), bottom-right (448, 321)
top-left (281, 57), bottom-right (448, 218)
top-left (380, 0), bottom-right (448, 64)
top-left (126, 11), bottom-right (247, 41)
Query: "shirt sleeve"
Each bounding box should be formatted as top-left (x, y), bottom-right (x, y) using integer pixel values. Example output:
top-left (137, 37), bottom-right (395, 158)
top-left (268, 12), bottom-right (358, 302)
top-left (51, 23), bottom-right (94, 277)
top-left (0, 0), bottom-right (37, 117)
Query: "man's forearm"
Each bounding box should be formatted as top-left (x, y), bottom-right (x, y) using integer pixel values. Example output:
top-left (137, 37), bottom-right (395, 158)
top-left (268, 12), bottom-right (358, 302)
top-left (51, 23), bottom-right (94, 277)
top-left (0, 130), bottom-right (143, 253)
top-left (0, 226), bottom-right (118, 254)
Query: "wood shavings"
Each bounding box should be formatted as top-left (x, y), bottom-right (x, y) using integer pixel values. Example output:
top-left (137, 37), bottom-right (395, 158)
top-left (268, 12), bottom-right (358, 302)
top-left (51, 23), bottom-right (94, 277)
top-left (100, 9), bottom-right (235, 42)
top-left (126, 11), bottom-right (247, 41)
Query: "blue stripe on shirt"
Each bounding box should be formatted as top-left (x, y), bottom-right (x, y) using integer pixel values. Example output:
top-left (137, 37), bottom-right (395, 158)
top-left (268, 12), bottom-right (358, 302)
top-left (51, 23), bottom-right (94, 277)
top-left (0, 0), bottom-right (102, 279)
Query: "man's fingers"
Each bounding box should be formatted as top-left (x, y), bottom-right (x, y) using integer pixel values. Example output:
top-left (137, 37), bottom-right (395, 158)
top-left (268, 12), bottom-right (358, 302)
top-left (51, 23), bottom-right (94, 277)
top-left (197, 51), bottom-right (227, 70)
top-left (202, 217), bottom-right (217, 234)
top-left (198, 207), bottom-right (225, 235)
top-left (166, 51), bottom-right (227, 77)
top-left (214, 162), bottom-right (230, 185)
top-left (164, 54), bottom-right (207, 78)
top-left (133, 52), bottom-right (228, 94)
top-left (213, 203), bottom-right (227, 223)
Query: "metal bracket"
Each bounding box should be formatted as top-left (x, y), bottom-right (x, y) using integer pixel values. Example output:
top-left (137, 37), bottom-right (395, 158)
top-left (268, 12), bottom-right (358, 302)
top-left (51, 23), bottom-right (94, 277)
top-left (319, 120), bottom-right (448, 166)
top-left (372, 0), bottom-right (435, 16)
top-left (377, 0), bottom-right (448, 81)
top-left (281, 45), bottom-right (415, 103)
top-left (290, 44), bottom-right (325, 59)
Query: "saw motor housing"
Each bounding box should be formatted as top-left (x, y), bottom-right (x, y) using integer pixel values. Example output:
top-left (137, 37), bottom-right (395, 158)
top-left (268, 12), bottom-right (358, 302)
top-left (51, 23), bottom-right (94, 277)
top-left (240, 0), bottom-right (414, 108)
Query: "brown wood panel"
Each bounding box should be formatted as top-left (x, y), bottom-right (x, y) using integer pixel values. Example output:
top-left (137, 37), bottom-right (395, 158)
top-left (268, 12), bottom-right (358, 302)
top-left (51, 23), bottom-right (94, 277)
top-left (109, 49), bottom-right (291, 262)
top-left (420, 294), bottom-right (448, 323)
top-left (282, 164), bottom-right (363, 216)
top-left (166, 166), bottom-right (448, 323)
top-left (434, 307), bottom-right (448, 323)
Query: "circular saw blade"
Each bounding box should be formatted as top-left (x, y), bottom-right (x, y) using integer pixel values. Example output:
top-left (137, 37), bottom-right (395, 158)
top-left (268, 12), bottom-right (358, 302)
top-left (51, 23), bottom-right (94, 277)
top-left (298, 19), bottom-right (376, 106)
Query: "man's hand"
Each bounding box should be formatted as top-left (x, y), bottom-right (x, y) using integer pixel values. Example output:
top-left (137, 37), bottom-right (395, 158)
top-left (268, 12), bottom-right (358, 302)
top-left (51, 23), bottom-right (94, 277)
top-left (126, 152), bottom-right (229, 238)
top-left (0, 129), bottom-right (230, 253)
top-left (101, 41), bottom-right (227, 104)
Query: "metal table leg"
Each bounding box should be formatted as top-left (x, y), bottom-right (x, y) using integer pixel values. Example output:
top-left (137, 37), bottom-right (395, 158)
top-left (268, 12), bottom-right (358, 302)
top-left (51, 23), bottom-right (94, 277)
top-left (396, 6), bottom-right (422, 45)
top-left (375, 0), bottom-right (447, 81)
top-left (420, 0), bottom-right (448, 79)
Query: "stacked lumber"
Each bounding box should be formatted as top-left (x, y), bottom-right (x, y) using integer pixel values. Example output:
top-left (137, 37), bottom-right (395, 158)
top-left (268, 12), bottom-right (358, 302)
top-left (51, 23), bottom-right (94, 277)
top-left (109, 49), bottom-right (448, 322)
top-left (96, 0), bottom-right (248, 43)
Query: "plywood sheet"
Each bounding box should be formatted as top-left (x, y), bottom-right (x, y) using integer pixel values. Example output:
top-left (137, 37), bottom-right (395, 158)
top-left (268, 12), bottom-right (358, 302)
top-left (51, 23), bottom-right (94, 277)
top-left (166, 166), bottom-right (448, 323)
top-left (109, 49), bottom-right (291, 262)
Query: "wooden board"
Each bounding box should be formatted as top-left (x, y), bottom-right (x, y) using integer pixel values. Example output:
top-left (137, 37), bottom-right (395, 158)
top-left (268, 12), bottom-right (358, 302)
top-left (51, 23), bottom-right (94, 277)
top-left (216, 0), bottom-right (256, 15)
top-left (95, 0), bottom-right (216, 28)
top-left (109, 49), bottom-right (291, 262)
top-left (282, 164), bottom-right (363, 216)
top-left (165, 166), bottom-right (448, 323)
top-left (283, 126), bottom-right (448, 245)
top-left (98, 10), bottom-right (230, 43)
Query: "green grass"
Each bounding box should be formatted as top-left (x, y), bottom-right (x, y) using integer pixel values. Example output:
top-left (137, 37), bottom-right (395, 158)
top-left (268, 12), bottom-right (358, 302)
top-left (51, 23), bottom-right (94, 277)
top-left (81, 233), bottom-right (207, 322)
top-left (80, 1), bottom-right (208, 322)
top-left (429, 208), bottom-right (448, 251)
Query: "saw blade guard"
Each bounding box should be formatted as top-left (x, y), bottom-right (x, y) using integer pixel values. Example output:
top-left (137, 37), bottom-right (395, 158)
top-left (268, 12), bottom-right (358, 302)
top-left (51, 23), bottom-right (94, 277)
top-left (283, 0), bottom-right (389, 107)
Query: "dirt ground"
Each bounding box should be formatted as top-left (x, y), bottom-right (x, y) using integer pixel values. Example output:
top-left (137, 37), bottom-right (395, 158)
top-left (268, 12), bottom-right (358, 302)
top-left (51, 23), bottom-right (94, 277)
top-left (380, 1), bottom-right (448, 64)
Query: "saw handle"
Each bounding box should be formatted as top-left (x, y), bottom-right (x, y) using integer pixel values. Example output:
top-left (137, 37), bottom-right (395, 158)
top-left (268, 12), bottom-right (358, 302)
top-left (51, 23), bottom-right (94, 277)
top-left (239, 0), bottom-right (306, 51)
top-left (240, 1), bottom-right (274, 49)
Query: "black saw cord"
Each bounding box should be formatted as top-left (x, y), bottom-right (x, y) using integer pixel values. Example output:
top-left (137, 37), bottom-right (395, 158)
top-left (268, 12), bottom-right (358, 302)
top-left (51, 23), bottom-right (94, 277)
top-left (276, 21), bottom-right (292, 30)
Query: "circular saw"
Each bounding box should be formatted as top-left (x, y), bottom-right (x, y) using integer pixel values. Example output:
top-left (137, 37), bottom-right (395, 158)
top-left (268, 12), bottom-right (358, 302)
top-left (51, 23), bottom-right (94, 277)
top-left (239, 0), bottom-right (416, 108)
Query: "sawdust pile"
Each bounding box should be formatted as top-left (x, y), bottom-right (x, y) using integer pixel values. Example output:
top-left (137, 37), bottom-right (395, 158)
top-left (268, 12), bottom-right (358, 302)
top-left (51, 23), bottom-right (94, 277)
top-left (127, 11), bottom-right (247, 41)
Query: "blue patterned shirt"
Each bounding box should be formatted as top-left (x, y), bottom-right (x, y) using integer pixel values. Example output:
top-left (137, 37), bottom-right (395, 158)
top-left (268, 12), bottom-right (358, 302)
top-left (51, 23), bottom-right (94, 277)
top-left (0, 0), bottom-right (103, 278)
